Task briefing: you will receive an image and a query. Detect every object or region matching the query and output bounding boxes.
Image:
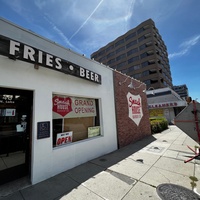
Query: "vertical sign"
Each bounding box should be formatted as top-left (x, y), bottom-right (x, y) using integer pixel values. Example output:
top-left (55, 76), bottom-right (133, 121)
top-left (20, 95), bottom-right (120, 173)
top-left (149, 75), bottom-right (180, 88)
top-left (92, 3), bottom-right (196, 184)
top-left (127, 92), bottom-right (143, 126)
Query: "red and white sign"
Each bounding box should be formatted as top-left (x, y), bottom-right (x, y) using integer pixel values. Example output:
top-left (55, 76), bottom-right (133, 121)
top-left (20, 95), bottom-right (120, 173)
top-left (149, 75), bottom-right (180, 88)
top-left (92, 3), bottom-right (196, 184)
top-left (53, 96), bottom-right (72, 117)
top-left (127, 92), bottom-right (143, 126)
top-left (56, 131), bottom-right (73, 146)
top-left (53, 95), bottom-right (96, 118)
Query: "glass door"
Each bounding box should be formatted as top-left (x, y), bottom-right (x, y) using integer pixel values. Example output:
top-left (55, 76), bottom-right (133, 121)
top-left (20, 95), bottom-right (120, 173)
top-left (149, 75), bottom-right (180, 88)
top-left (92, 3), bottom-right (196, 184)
top-left (0, 87), bottom-right (33, 185)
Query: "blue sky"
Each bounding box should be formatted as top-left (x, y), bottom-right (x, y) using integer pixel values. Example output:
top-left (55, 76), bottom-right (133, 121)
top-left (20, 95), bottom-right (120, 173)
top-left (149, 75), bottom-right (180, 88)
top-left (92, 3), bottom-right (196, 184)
top-left (0, 0), bottom-right (200, 100)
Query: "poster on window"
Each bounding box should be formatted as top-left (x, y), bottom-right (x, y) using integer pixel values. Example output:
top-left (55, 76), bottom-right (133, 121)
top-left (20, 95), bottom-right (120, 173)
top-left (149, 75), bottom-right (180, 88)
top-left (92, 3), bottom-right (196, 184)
top-left (127, 92), bottom-right (143, 126)
top-left (88, 126), bottom-right (100, 138)
top-left (0, 109), bottom-right (16, 116)
top-left (56, 131), bottom-right (73, 146)
top-left (52, 95), bottom-right (96, 119)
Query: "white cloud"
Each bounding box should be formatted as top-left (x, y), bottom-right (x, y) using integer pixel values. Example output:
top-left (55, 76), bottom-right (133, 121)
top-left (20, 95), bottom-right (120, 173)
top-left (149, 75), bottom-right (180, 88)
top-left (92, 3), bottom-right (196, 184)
top-left (34, 0), bottom-right (46, 9)
top-left (43, 15), bottom-right (81, 53)
top-left (169, 35), bottom-right (200, 59)
top-left (3, 0), bottom-right (32, 19)
top-left (69, 0), bottom-right (104, 41)
top-left (3, 0), bottom-right (190, 58)
top-left (180, 35), bottom-right (200, 48)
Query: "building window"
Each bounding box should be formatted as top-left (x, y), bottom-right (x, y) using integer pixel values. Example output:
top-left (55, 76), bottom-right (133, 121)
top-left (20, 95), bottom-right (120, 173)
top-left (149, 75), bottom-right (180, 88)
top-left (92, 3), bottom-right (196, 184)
top-left (128, 56), bottom-right (139, 64)
top-left (143, 79), bottom-right (151, 85)
top-left (138, 35), bottom-right (145, 42)
top-left (134, 73), bottom-right (141, 79)
top-left (137, 27), bottom-right (144, 35)
top-left (115, 39), bottom-right (124, 47)
top-left (141, 61), bottom-right (148, 67)
top-left (107, 59), bottom-right (115, 65)
top-left (127, 66), bottom-right (135, 72)
top-left (127, 48), bottom-right (138, 56)
top-left (126, 40), bottom-right (137, 48)
top-left (141, 60), bottom-right (156, 67)
top-left (133, 65), bottom-right (141, 70)
top-left (116, 53), bottom-right (126, 61)
top-left (139, 44), bottom-right (146, 51)
top-left (107, 51), bottom-right (115, 58)
top-left (140, 52), bottom-right (148, 59)
top-left (98, 50), bottom-right (105, 56)
top-left (127, 65), bottom-right (140, 73)
top-left (117, 61), bottom-right (127, 69)
top-left (125, 32), bottom-right (136, 41)
top-left (99, 56), bottom-right (106, 62)
top-left (116, 46), bottom-right (125, 54)
top-left (52, 94), bottom-right (100, 148)
top-left (142, 70), bottom-right (149, 76)
top-left (121, 68), bottom-right (128, 74)
top-left (106, 45), bottom-right (114, 52)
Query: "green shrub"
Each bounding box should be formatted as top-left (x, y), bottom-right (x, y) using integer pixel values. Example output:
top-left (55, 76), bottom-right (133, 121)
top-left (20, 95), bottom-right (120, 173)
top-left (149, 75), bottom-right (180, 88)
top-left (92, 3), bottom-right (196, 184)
top-left (150, 117), bottom-right (168, 134)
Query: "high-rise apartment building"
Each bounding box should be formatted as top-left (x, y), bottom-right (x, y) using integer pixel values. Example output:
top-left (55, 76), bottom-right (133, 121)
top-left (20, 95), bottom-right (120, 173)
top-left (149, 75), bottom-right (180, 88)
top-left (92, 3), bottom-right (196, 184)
top-left (91, 19), bottom-right (173, 89)
top-left (173, 84), bottom-right (189, 100)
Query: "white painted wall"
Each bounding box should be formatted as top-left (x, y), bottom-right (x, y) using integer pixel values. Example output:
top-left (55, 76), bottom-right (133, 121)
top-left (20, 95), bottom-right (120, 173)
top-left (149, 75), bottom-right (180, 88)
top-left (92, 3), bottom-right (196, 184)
top-left (0, 19), bottom-right (118, 184)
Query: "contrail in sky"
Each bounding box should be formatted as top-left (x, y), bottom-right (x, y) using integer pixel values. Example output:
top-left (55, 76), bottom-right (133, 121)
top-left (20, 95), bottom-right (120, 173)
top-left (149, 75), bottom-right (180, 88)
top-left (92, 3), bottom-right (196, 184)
top-left (69, 0), bottom-right (104, 41)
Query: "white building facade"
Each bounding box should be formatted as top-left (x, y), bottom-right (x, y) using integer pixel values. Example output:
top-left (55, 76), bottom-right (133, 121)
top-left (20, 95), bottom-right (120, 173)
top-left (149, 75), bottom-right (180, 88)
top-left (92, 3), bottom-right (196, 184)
top-left (0, 18), bottom-right (117, 185)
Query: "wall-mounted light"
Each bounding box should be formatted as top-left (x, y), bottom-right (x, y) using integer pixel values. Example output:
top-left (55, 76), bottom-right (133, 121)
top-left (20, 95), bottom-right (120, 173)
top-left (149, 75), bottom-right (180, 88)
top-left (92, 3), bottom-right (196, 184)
top-left (119, 76), bottom-right (129, 86)
top-left (119, 77), bottom-right (146, 91)
top-left (133, 82), bottom-right (147, 93)
top-left (144, 87), bottom-right (155, 95)
top-left (128, 79), bottom-right (134, 89)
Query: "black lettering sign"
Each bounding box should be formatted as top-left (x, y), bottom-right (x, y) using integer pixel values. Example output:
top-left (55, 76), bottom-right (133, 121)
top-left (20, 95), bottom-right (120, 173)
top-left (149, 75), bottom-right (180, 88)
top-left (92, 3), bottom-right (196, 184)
top-left (0, 35), bottom-right (101, 84)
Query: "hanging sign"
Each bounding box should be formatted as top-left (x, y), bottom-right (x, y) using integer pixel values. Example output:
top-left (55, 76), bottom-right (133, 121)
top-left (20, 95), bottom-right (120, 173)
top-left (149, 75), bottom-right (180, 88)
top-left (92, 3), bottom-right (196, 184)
top-left (0, 35), bottom-right (101, 84)
top-left (127, 92), bottom-right (143, 126)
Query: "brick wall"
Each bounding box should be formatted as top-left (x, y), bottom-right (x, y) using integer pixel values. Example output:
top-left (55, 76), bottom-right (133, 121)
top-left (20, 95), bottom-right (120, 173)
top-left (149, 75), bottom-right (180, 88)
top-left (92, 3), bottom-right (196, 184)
top-left (113, 71), bottom-right (151, 148)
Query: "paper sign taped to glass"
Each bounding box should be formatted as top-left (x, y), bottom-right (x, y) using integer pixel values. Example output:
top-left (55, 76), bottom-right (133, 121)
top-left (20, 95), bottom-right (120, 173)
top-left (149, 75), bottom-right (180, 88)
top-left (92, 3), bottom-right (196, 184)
top-left (88, 126), bottom-right (100, 138)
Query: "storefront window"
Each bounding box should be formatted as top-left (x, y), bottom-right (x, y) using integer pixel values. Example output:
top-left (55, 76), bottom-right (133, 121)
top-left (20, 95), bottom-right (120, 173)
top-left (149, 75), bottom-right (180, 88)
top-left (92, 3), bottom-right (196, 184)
top-left (52, 94), bottom-right (101, 148)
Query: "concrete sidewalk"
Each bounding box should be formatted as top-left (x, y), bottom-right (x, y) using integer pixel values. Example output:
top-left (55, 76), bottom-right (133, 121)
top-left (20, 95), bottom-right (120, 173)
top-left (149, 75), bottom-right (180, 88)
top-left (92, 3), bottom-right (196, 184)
top-left (0, 125), bottom-right (200, 200)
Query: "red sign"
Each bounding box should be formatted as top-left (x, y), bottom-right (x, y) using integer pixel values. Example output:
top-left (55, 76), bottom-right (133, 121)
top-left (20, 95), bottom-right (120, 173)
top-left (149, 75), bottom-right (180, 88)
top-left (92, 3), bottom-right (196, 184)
top-left (149, 102), bottom-right (178, 108)
top-left (56, 131), bottom-right (73, 146)
top-left (53, 95), bottom-right (96, 118)
top-left (127, 92), bottom-right (143, 126)
top-left (52, 96), bottom-right (72, 117)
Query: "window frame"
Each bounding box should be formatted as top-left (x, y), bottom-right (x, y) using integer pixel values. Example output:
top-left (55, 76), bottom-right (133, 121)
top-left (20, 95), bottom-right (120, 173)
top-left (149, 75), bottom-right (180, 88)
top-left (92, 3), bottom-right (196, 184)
top-left (52, 94), bottom-right (102, 148)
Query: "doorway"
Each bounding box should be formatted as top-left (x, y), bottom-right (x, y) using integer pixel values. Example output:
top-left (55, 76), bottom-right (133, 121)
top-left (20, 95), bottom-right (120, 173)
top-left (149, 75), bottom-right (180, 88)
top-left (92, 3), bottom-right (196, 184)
top-left (0, 87), bottom-right (33, 185)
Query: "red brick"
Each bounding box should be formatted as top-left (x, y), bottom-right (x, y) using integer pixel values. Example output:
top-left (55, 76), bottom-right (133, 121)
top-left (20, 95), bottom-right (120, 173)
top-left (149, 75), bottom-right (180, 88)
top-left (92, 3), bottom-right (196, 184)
top-left (113, 71), bottom-right (151, 148)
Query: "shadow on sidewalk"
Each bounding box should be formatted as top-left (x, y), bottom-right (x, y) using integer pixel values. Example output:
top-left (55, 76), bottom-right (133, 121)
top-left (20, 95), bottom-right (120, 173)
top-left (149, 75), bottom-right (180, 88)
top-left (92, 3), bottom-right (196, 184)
top-left (0, 135), bottom-right (156, 200)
